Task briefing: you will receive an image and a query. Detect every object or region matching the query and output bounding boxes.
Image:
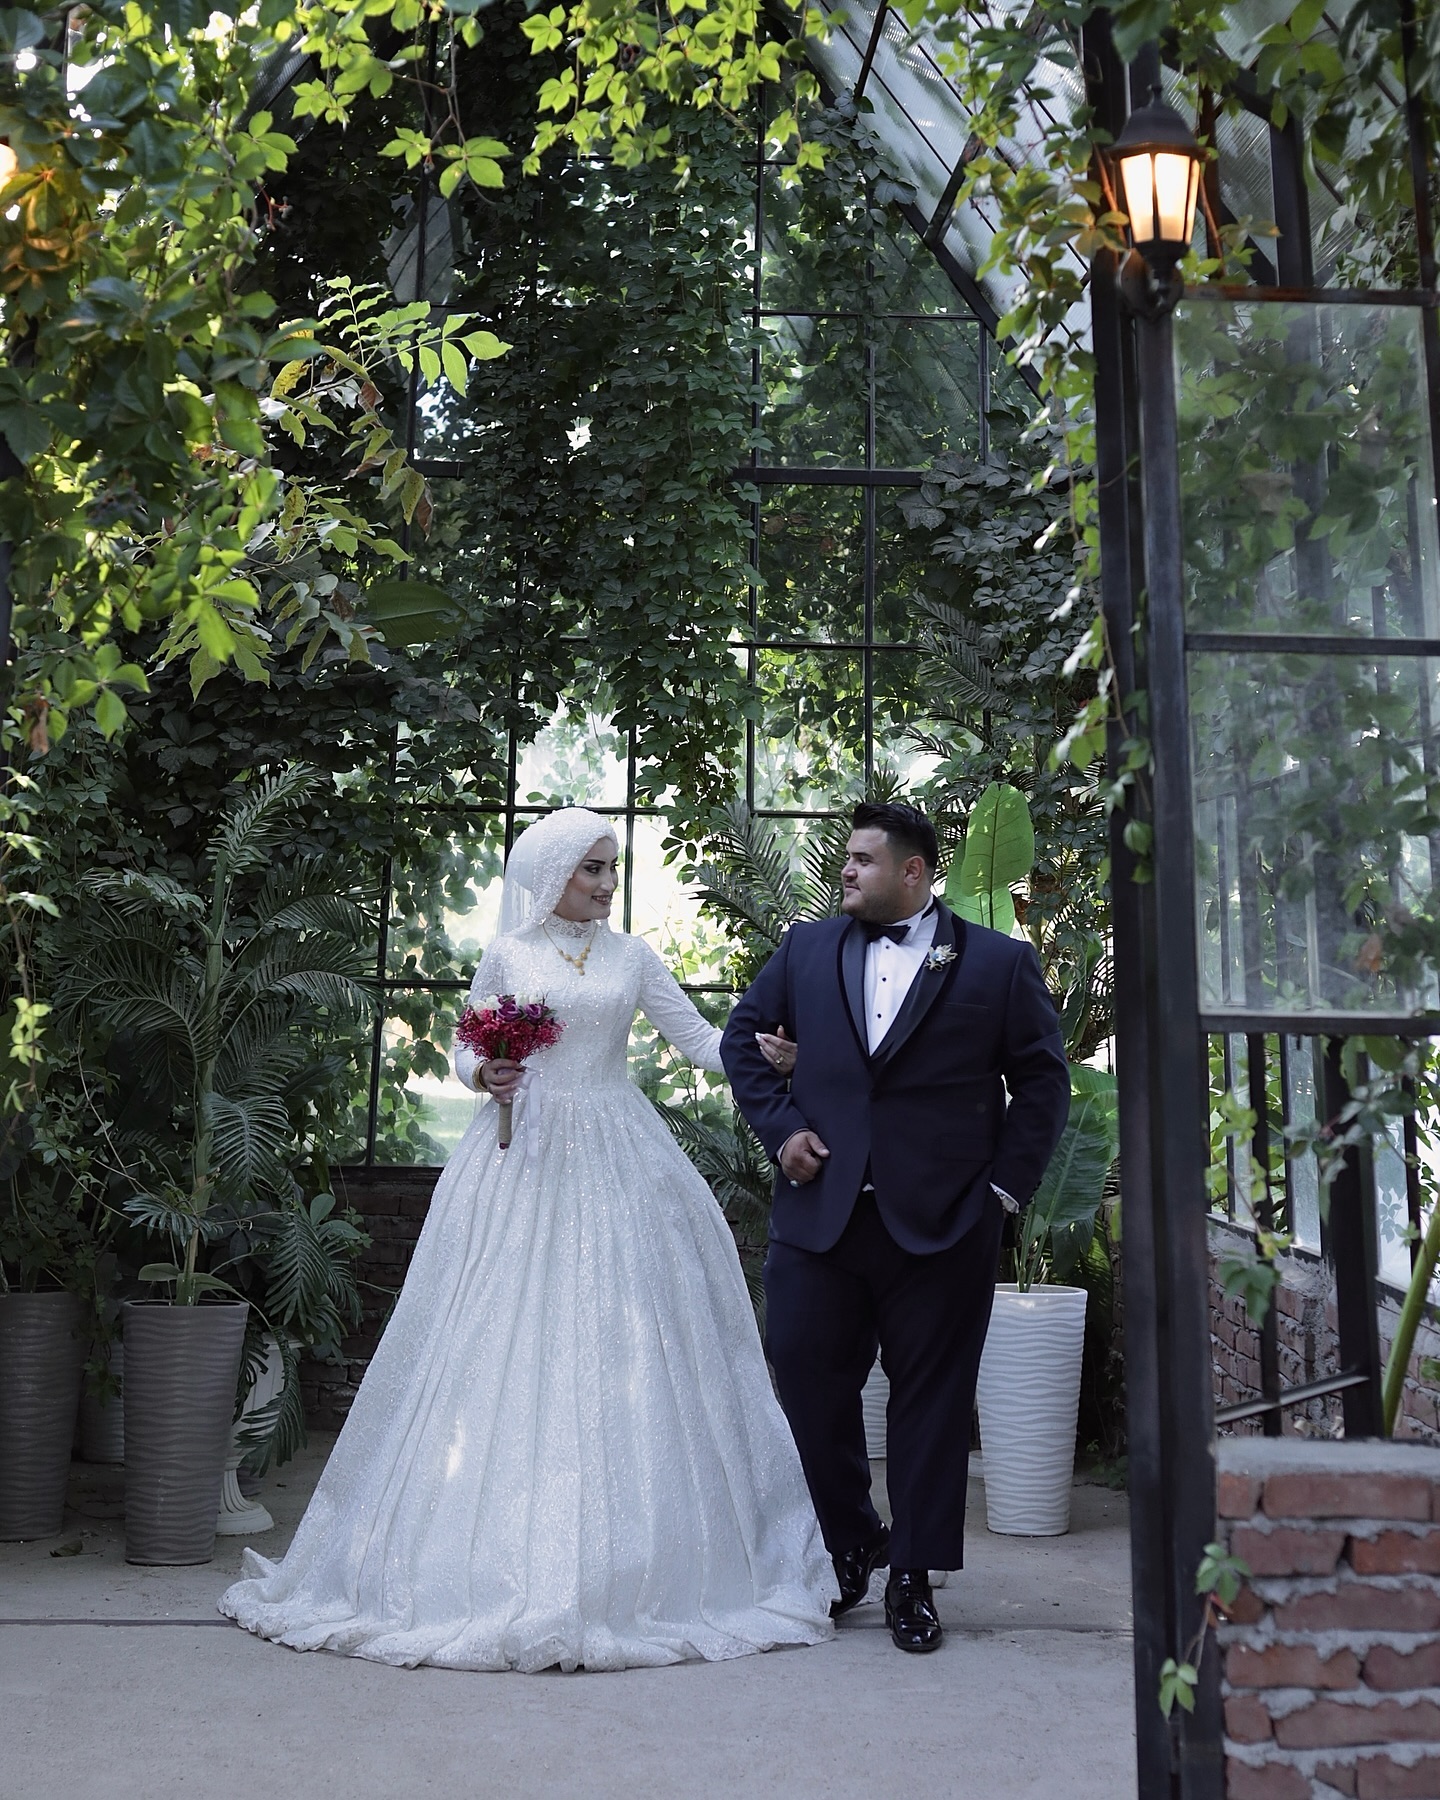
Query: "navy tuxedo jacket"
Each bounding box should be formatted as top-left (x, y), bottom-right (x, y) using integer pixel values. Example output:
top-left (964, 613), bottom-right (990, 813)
top-left (721, 903), bottom-right (1070, 1256)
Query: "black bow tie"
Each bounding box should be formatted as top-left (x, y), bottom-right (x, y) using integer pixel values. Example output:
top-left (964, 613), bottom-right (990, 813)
top-left (861, 904), bottom-right (935, 945)
top-left (863, 921), bottom-right (911, 944)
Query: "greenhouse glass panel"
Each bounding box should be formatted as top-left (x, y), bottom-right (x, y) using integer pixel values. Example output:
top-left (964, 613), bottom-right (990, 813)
top-left (1190, 648), bottom-right (1440, 1018)
top-left (1176, 298), bottom-right (1440, 639)
top-left (384, 827), bottom-right (504, 982)
top-left (757, 484), bottom-right (865, 642)
top-left (625, 816), bottom-right (732, 986)
top-left (873, 318), bottom-right (981, 467)
top-left (760, 314), bottom-right (868, 465)
top-left (1283, 1036), bottom-right (1324, 1249)
top-left (378, 999), bottom-right (475, 1166)
top-left (513, 708), bottom-right (630, 810)
top-left (753, 650), bottom-right (865, 809)
top-left (873, 487), bottom-right (937, 643)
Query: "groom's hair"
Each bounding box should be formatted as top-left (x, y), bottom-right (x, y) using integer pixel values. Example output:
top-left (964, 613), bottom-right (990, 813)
top-left (851, 801), bottom-right (938, 872)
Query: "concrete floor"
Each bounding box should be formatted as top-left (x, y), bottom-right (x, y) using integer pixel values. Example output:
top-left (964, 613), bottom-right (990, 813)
top-left (1, 1441), bottom-right (1137, 1799)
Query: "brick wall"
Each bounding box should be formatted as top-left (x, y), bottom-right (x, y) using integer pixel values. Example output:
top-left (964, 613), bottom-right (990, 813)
top-left (300, 1165), bottom-right (439, 1430)
top-left (1217, 1438), bottom-right (1440, 1798)
top-left (1209, 1221), bottom-right (1440, 1446)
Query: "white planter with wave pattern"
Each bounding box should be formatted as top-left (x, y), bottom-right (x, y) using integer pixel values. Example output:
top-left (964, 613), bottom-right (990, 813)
top-left (975, 1284), bottom-right (1088, 1536)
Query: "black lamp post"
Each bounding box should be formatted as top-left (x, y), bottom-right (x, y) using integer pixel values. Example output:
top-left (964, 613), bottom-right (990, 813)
top-left (1109, 88), bottom-right (1204, 317)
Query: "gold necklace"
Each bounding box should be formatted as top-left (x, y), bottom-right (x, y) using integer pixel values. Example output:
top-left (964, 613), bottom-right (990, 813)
top-left (543, 919), bottom-right (599, 974)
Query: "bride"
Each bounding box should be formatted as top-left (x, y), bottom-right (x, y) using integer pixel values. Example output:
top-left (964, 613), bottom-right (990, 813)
top-left (219, 807), bottom-right (837, 1670)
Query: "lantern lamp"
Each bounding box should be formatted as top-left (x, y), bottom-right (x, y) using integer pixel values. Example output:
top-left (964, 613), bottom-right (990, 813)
top-left (1109, 88), bottom-right (1204, 317)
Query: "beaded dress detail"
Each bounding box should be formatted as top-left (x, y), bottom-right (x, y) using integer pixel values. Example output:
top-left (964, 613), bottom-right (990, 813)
top-left (219, 901), bottom-right (836, 1670)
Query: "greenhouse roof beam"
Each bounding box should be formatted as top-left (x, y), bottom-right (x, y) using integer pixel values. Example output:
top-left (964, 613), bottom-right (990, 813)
top-left (853, 1), bottom-right (889, 102)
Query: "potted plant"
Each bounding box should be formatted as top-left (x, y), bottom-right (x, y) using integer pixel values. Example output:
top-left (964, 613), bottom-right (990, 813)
top-left (976, 1065), bottom-right (1119, 1535)
top-left (0, 1085), bottom-right (120, 1539)
top-left (57, 766), bottom-right (372, 1563)
top-left (929, 778), bottom-right (1121, 1535)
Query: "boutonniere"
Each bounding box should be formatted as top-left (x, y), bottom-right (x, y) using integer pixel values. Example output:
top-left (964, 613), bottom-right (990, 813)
top-left (925, 944), bottom-right (956, 971)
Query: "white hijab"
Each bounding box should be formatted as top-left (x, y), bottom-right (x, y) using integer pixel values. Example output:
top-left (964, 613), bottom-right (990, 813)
top-left (496, 808), bottom-right (619, 938)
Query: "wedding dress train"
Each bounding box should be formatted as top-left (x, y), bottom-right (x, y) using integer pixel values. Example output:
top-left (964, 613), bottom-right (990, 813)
top-left (219, 920), bottom-right (836, 1671)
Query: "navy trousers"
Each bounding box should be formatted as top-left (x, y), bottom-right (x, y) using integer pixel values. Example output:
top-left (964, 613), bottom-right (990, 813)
top-left (764, 1189), bottom-right (1004, 1572)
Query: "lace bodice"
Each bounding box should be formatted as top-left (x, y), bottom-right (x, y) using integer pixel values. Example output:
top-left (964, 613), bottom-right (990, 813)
top-left (453, 921), bottom-right (725, 1094)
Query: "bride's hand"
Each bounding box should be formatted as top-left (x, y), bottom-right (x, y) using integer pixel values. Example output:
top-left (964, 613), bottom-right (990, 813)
top-left (755, 1027), bottom-right (796, 1077)
top-left (478, 1058), bottom-right (524, 1100)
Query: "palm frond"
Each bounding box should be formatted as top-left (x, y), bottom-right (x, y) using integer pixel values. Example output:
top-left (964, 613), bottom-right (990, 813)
top-left (209, 767), bottom-right (322, 882)
top-left (912, 591), bottom-right (1000, 714)
top-left (696, 803), bottom-right (802, 946)
top-left (251, 892), bottom-right (373, 940)
top-left (79, 870), bottom-right (208, 922)
top-left (233, 1337), bottom-right (308, 1473)
top-left (798, 815), bottom-right (852, 919)
top-left (204, 1091), bottom-right (293, 1195)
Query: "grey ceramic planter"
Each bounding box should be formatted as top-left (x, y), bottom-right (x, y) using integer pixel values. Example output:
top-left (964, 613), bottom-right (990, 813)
top-left (122, 1300), bottom-right (248, 1566)
top-left (0, 1291), bottom-right (88, 1540)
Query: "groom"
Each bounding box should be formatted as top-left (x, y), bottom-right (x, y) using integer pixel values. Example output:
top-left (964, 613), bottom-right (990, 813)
top-left (722, 801), bottom-right (1069, 1653)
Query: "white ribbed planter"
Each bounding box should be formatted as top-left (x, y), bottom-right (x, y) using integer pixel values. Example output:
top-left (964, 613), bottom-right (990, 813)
top-left (975, 1283), bottom-right (1088, 1536)
top-left (861, 1362), bottom-right (889, 1460)
top-left (215, 1334), bottom-right (285, 1537)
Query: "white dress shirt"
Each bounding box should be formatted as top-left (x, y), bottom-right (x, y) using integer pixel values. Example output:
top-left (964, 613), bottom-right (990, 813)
top-left (862, 903), bottom-right (939, 1052)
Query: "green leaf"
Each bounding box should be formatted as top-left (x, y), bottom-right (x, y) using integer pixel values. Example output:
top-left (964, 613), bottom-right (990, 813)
top-left (440, 339), bottom-right (469, 396)
top-left (93, 689), bottom-right (127, 739)
top-left (955, 886), bottom-right (1016, 935)
top-left (362, 578), bottom-right (463, 646)
top-left (947, 784), bottom-right (1033, 926)
top-left (1158, 1657), bottom-right (1197, 1718)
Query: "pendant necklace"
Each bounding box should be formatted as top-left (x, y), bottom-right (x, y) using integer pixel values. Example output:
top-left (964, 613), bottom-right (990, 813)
top-left (543, 918), bottom-right (599, 975)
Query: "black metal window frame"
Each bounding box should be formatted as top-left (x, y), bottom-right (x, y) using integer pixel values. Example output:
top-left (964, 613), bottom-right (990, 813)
top-left (348, 101), bottom-right (1003, 1166)
top-left (1084, 12), bottom-right (1440, 1789)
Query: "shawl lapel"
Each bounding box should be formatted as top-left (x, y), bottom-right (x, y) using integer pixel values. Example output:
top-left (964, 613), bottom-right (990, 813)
top-left (839, 917), bottom-right (870, 1062)
top-left (869, 902), bottom-right (966, 1079)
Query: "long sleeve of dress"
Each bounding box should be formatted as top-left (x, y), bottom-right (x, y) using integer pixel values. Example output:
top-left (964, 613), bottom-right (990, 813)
top-left (453, 941), bottom-right (509, 1093)
top-left (633, 941), bottom-right (726, 1073)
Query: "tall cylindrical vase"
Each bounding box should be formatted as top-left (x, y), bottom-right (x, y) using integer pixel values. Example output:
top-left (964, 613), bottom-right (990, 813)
top-left (122, 1300), bottom-right (248, 1566)
top-left (0, 1291), bottom-right (87, 1540)
top-left (975, 1283), bottom-right (1088, 1536)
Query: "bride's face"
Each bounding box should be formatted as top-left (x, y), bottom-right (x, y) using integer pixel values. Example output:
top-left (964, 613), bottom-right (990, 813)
top-left (554, 838), bottom-right (620, 922)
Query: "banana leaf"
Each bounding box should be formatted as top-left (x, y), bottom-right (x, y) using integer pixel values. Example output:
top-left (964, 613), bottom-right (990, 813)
top-left (953, 885), bottom-right (1016, 934)
top-left (1019, 1067), bottom-right (1118, 1288)
top-left (945, 782), bottom-right (1032, 933)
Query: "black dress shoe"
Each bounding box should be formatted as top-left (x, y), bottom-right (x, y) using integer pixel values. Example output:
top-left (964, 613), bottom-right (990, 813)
top-left (884, 1568), bottom-right (943, 1653)
top-left (830, 1524), bottom-right (890, 1619)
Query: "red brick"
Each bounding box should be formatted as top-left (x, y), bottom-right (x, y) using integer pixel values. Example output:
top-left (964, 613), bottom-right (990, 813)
top-left (1232, 1524), bottom-right (1349, 1577)
top-left (1350, 1532), bottom-right (1440, 1577)
top-left (1363, 1642), bottom-right (1440, 1691)
top-left (1356, 1755), bottom-right (1440, 1798)
top-left (1226, 1693), bottom-right (1275, 1743)
top-left (1316, 1765), bottom-right (1359, 1796)
top-left (1220, 1584), bottom-right (1269, 1625)
top-left (1265, 1472), bottom-right (1434, 1522)
top-left (1227, 1642), bottom-right (1360, 1690)
top-left (1276, 1584), bottom-right (1440, 1634)
top-left (1274, 1697), bottom-right (1440, 1749)
top-left (1224, 1758), bottom-right (1310, 1799)
top-left (1221, 1472), bottom-right (1265, 1519)
top-left (399, 1194), bottom-right (432, 1219)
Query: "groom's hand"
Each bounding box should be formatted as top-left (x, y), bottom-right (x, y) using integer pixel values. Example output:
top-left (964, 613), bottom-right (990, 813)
top-left (779, 1130), bottom-right (830, 1185)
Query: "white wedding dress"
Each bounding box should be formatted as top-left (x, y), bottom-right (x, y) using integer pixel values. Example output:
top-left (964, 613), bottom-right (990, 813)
top-left (219, 913), bottom-right (836, 1671)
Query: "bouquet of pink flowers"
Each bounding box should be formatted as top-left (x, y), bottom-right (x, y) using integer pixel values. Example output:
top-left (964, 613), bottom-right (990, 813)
top-left (456, 994), bottom-right (565, 1149)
